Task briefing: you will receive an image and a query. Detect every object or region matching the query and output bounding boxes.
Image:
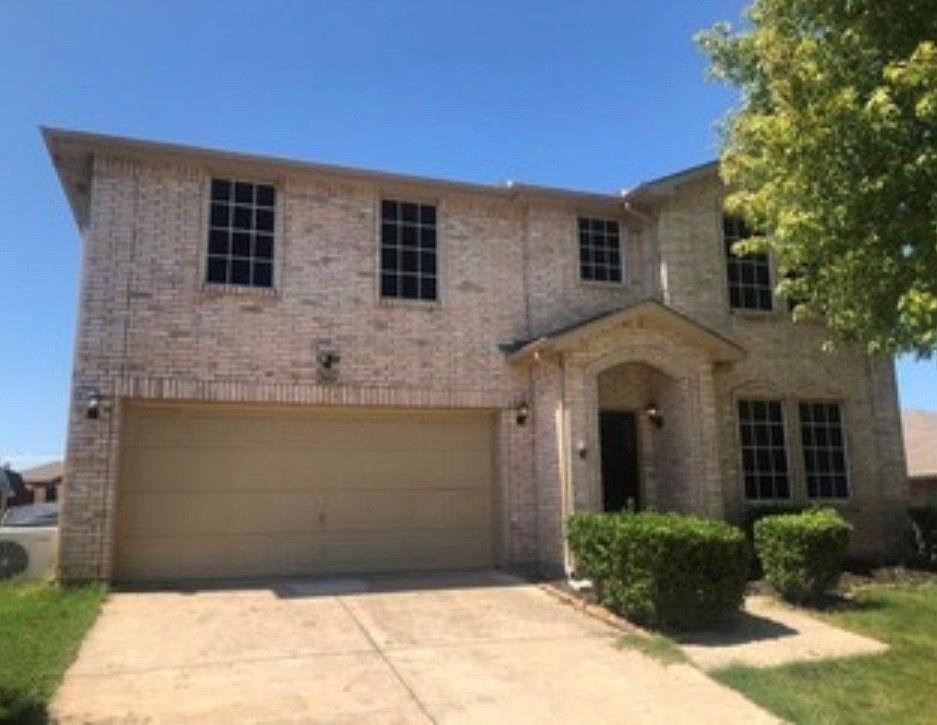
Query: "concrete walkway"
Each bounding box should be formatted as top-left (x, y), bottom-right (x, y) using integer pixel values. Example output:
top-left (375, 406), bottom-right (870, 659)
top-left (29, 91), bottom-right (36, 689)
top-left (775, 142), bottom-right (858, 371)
top-left (52, 571), bottom-right (775, 723)
top-left (678, 595), bottom-right (888, 671)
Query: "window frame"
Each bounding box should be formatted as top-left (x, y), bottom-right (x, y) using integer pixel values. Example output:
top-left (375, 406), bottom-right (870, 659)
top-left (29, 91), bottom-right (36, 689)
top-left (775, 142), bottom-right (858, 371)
top-left (798, 400), bottom-right (852, 502)
top-left (723, 214), bottom-right (775, 313)
top-left (577, 215), bottom-right (626, 286)
top-left (201, 175), bottom-right (282, 294)
top-left (735, 397), bottom-right (795, 505)
top-left (375, 195), bottom-right (443, 306)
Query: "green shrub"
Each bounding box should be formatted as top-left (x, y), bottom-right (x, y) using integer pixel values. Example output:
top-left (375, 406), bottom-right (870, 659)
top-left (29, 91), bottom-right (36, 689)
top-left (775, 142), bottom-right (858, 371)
top-left (908, 507), bottom-right (937, 570)
top-left (742, 505), bottom-right (805, 579)
top-left (754, 508), bottom-right (852, 602)
top-left (567, 511), bottom-right (748, 629)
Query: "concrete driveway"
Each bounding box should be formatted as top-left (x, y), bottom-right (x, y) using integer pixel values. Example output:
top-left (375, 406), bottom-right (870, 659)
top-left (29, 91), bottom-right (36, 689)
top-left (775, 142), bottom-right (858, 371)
top-left (52, 571), bottom-right (774, 724)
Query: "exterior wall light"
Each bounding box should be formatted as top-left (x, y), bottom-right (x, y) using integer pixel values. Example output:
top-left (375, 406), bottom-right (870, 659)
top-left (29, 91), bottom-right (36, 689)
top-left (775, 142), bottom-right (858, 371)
top-left (645, 402), bottom-right (664, 428)
top-left (576, 439), bottom-right (588, 459)
top-left (515, 401), bottom-right (529, 426)
top-left (85, 389), bottom-right (111, 420)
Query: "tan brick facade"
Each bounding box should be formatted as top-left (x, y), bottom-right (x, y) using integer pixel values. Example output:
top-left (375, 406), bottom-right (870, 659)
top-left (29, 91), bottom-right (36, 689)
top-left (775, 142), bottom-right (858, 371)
top-left (47, 130), bottom-right (909, 581)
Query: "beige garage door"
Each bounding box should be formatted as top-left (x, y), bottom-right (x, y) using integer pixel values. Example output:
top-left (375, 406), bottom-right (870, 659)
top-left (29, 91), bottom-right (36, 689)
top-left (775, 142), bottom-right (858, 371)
top-left (115, 403), bottom-right (496, 582)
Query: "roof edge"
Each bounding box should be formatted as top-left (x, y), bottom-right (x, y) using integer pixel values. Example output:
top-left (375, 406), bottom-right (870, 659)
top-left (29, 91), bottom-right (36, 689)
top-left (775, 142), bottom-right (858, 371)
top-left (42, 126), bottom-right (646, 229)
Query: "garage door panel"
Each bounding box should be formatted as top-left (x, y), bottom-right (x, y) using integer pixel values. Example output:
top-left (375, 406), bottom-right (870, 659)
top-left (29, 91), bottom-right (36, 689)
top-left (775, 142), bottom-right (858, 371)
top-left (115, 404), bottom-right (495, 581)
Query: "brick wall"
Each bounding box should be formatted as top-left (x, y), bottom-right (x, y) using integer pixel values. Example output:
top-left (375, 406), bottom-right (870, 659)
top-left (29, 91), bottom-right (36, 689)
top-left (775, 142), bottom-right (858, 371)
top-left (59, 150), bottom-right (909, 580)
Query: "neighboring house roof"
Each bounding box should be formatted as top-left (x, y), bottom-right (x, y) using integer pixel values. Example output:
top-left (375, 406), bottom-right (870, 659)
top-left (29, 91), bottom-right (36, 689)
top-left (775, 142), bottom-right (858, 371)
top-left (21, 460), bottom-right (64, 485)
top-left (503, 299), bottom-right (746, 364)
top-left (42, 127), bottom-right (651, 231)
top-left (903, 409), bottom-right (937, 478)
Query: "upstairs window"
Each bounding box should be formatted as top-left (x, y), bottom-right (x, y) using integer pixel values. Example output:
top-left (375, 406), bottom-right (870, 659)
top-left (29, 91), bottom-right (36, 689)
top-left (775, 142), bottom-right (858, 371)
top-left (799, 402), bottom-right (850, 499)
top-left (380, 199), bottom-right (437, 301)
top-left (578, 217), bottom-right (622, 283)
top-left (724, 215), bottom-right (772, 311)
top-left (207, 179), bottom-right (275, 288)
top-left (738, 399), bottom-right (791, 501)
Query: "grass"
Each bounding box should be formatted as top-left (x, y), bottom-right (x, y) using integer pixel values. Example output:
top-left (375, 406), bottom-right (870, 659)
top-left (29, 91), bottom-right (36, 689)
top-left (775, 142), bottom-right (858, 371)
top-left (616, 632), bottom-right (689, 666)
top-left (0, 580), bottom-right (106, 724)
top-left (714, 584), bottom-right (937, 724)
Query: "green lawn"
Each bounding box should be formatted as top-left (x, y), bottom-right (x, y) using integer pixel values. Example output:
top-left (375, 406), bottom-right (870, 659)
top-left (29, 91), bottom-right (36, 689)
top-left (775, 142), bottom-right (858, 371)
top-left (0, 580), bottom-right (106, 724)
top-left (715, 584), bottom-right (937, 724)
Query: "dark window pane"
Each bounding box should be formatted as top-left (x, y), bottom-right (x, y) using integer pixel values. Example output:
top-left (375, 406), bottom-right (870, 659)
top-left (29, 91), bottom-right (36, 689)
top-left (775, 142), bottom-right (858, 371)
top-left (381, 273), bottom-right (398, 297)
top-left (729, 287), bottom-right (741, 308)
top-left (209, 229), bottom-right (229, 255)
top-left (382, 200), bottom-right (398, 221)
top-left (419, 227), bottom-right (436, 249)
top-left (253, 262), bottom-right (272, 287)
top-left (419, 205), bottom-right (436, 225)
top-left (231, 259), bottom-right (251, 285)
top-left (609, 267), bottom-right (622, 282)
top-left (834, 477), bottom-right (849, 498)
top-left (232, 232), bottom-right (251, 257)
top-left (211, 179), bottom-right (231, 201)
top-left (207, 256), bottom-right (228, 283)
top-left (420, 252), bottom-right (436, 275)
top-left (581, 264), bottom-right (592, 280)
top-left (381, 246), bottom-right (398, 270)
top-left (256, 208), bottom-right (275, 232)
top-left (256, 185), bottom-right (275, 207)
top-left (758, 290), bottom-right (773, 310)
top-left (234, 182), bottom-right (253, 204)
top-left (211, 203), bottom-right (230, 227)
top-left (421, 276), bottom-right (437, 300)
top-left (402, 250), bottom-right (418, 273)
top-left (255, 234), bottom-right (274, 260)
top-left (233, 206), bottom-right (252, 229)
top-left (382, 223), bottom-right (398, 244)
top-left (401, 225), bottom-right (417, 247)
top-left (401, 275), bottom-right (418, 298)
top-left (594, 265), bottom-right (608, 282)
top-left (401, 203), bottom-right (418, 223)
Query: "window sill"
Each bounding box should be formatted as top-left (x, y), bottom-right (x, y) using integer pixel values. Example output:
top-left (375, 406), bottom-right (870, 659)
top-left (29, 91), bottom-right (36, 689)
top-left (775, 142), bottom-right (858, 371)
top-left (579, 279), bottom-right (626, 291)
top-left (200, 282), bottom-right (279, 299)
top-left (378, 296), bottom-right (442, 310)
top-left (730, 308), bottom-right (780, 320)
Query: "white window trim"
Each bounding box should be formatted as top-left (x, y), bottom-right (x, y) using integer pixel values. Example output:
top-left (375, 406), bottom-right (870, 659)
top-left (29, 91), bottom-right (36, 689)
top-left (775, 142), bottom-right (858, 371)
top-left (798, 399), bottom-right (853, 503)
top-left (734, 396), bottom-right (796, 505)
top-left (576, 214), bottom-right (627, 287)
top-left (374, 194), bottom-right (444, 308)
top-left (199, 174), bottom-right (284, 296)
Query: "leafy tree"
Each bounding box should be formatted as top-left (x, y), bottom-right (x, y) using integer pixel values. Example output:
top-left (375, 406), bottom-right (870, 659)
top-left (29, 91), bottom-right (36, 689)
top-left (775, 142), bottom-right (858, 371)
top-left (698, 1), bottom-right (937, 355)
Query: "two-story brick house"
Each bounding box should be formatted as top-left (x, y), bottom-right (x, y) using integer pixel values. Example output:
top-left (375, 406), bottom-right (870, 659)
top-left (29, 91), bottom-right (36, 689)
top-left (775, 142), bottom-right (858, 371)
top-left (45, 128), bottom-right (908, 582)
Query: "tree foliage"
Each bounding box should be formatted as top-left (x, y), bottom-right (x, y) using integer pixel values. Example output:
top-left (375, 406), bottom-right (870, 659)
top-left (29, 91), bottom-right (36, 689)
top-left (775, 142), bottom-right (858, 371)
top-left (698, 1), bottom-right (937, 355)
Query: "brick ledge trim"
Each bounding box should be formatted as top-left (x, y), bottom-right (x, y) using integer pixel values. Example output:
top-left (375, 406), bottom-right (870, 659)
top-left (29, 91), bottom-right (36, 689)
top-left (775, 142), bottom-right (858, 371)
top-left (113, 375), bottom-right (512, 409)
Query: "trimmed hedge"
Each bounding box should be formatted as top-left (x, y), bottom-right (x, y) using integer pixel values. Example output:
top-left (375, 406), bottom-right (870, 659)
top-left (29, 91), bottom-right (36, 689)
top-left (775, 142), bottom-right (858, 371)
top-left (743, 505), bottom-right (805, 579)
top-left (909, 506), bottom-right (937, 570)
top-left (567, 511), bottom-right (748, 629)
top-left (754, 508), bottom-right (852, 601)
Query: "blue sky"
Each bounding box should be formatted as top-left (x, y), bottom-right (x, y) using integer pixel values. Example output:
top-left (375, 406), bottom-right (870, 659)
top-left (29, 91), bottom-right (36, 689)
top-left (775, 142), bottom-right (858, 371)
top-left (1, 1), bottom-right (934, 467)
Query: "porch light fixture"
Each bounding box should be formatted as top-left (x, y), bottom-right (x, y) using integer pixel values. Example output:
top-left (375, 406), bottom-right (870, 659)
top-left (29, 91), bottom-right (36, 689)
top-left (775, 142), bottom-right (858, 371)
top-left (645, 402), bottom-right (664, 429)
top-left (515, 401), bottom-right (530, 426)
top-left (576, 440), bottom-right (588, 459)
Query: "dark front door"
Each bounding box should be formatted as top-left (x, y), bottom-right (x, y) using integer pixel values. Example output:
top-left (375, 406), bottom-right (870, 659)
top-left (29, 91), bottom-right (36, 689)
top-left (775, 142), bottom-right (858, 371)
top-left (599, 410), bottom-right (640, 512)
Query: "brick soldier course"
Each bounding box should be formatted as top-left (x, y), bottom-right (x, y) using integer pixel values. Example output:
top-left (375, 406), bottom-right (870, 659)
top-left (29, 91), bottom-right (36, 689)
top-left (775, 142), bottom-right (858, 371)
top-left (45, 128), bottom-right (909, 581)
